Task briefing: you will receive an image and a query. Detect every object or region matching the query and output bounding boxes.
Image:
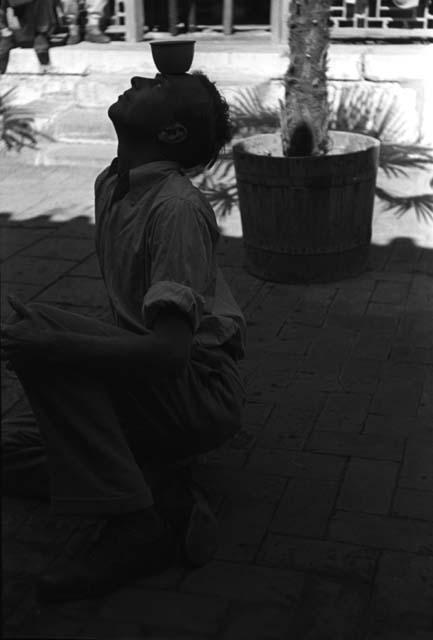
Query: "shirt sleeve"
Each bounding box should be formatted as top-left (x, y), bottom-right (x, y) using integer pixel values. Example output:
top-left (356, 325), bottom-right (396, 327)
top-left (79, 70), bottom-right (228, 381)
top-left (142, 197), bottom-right (216, 333)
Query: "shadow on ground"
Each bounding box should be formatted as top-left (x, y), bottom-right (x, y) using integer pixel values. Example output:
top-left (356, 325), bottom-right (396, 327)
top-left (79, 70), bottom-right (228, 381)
top-left (1, 210), bottom-right (433, 640)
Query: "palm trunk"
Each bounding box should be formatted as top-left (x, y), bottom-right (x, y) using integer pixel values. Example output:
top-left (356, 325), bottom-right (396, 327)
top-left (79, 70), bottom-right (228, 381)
top-left (281, 0), bottom-right (331, 157)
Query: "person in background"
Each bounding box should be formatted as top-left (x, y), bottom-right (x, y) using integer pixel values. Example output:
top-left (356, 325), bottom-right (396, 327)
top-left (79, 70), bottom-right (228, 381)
top-left (62, 0), bottom-right (110, 44)
top-left (0, 0), bottom-right (54, 73)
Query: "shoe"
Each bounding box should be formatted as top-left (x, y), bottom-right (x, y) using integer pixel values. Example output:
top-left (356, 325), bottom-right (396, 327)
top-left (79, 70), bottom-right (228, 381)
top-left (182, 483), bottom-right (219, 567)
top-left (34, 33), bottom-right (50, 66)
top-left (155, 480), bottom-right (218, 568)
top-left (66, 25), bottom-right (81, 45)
top-left (0, 34), bottom-right (13, 74)
top-left (35, 508), bottom-right (176, 603)
top-left (84, 27), bottom-right (110, 44)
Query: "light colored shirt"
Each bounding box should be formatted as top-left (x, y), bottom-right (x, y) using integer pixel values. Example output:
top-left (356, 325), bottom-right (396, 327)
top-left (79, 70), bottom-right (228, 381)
top-left (94, 160), bottom-right (246, 360)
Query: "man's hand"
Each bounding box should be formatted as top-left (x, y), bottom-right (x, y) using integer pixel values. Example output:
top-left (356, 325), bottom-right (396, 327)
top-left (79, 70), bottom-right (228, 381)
top-left (1, 296), bottom-right (53, 367)
top-left (1, 322), bottom-right (55, 364)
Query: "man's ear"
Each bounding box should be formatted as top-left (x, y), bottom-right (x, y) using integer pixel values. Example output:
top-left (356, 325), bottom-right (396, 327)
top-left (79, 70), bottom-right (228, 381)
top-left (157, 122), bottom-right (188, 145)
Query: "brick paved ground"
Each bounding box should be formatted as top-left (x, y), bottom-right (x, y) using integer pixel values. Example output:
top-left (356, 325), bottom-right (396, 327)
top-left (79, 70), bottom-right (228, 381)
top-left (1, 159), bottom-right (433, 639)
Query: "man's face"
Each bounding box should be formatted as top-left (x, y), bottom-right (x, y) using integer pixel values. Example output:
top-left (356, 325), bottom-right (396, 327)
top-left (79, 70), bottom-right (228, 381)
top-left (108, 73), bottom-right (209, 140)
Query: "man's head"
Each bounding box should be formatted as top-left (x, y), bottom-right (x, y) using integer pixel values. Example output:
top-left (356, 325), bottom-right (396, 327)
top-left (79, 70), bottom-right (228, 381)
top-left (108, 72), bottom-right (232, 169)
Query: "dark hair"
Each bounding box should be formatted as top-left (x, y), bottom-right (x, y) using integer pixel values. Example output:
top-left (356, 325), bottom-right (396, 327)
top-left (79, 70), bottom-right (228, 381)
top-left (170, 71), bottom-right (232, 170)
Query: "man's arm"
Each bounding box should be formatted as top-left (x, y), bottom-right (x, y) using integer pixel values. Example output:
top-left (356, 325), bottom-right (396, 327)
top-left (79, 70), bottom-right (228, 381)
top-left (1, 300), bottom-right (193, 378)
top-left (53, 307), bottom-right (193, 376)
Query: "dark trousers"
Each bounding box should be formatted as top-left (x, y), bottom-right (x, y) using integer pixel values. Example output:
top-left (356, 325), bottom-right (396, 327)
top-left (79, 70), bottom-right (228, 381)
top-left (2, 303), bottom-right (244, 515)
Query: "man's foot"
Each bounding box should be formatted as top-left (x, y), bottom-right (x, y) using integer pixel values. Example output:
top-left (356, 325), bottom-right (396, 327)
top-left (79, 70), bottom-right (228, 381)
top-left (34, 33), bottom-right (50, 66)
top-left (35, 508), bottom-right (176, 603)
top-left (0, 35), bottom-right (13, 74)
top-left (84, 27), bottom-right (110, 44)
top-left (155, 481), bottom-right (218, 568)
top-left (66, 25), bottom-right (81, 45)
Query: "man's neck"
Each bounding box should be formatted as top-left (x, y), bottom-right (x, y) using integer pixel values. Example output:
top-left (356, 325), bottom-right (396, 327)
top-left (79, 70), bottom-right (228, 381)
top-left (116, 140), bottom-right (168, 175)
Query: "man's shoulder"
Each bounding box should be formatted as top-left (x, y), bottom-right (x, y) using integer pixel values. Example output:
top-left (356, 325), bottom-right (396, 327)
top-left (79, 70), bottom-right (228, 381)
top-left (94, 159), bottom-right (117, 194)
top-left (153, 180), bottom-right (219, 236)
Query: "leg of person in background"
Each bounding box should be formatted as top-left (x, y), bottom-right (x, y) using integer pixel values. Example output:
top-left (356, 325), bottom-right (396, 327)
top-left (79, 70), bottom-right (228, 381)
top-left (0, 0), bottom-right (14, 74)
top-left (61, 0), bottom-right (80, 44)
top-left (84, 0), bottom-right (109, 42)
top-left (16, 0), bottom-right (55, 68)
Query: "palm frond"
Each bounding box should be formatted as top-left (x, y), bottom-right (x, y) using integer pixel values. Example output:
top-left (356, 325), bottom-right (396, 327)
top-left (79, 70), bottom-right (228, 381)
top-left (230, 85), bottom-right (280, 137)
top-left (195, 158), bottom-right (238, 218)
top-left (0, 87), bottom-right (51, 152)
top-left (379, 144), bottom-right (433, 179)
top-left (376, 186), bottom-right (433, 223)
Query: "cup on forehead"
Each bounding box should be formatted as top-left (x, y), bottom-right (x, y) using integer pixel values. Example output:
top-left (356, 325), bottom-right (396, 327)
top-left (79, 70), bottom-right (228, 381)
top-left (150, 39), bottom-right (196, 75)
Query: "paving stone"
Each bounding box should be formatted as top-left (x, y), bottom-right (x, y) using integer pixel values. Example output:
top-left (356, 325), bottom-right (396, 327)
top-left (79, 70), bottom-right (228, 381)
top-left (53, 253), bottom-right (100, 279)
top-left (296, 353), bottom-right (345, 393)
top-left (329, 288), bottom-right (372, 314)
top-left (201, 447), bottom-right (247, 469)
top-left (99, 588), bottom-right (228, 635)
top-left (274, 382), bottom-right (327, 418)
top-left (352, 329), bottom-right (394, 360)
top-left (363, 414), bottom-right (432, 439)
top-left (247, 450), bottom-right (346, 480)
top-left (370, 379), bottom-right (423, 418)
top-left (12, 600), bottom-right (114, 639)
top-left (397, 312), bottom-right (433, 349)
top-left (54, 216), bottom-right (96, 238)
top-left (79, 619), bottom-right (152, 639)
top-left (316, 392), bottom-right (371, 432)
top-left (370, 551), bottom-right (433, 631)
top-left (181, 561), bottom-right (304, 607)
top-left (289, 300), bottom-right (329, 328)
top-left (23, 236), bottom-right (95, 262)
top-left (329, 511), bottom-right (433, 554)
top-left (363, 303), bottom-right (403, 331)
top-left (277, 324), bottom-right (320, 355)
top-left (371, 281), bottom-right (410, 305)
top-left (242, 401), bottom-right (274, 427)
top-left (340, 358), bottom-right (383, 394)
top-left (307, 431), bottom-right (405, 462)
top-left (366, 632), bottom-right (433, 640)
top-left (193, 468), bottom-right (287, 505)
top-left (223, 267), bottom-right (263, 310)
top-left (416, 249), bottom-right (433, 276)
top-left (257, 412), bottom-right (316, 451)
top-left (270, 476), bottom-right (341, 538)
top-left (306, 327), bottom-right (358, 362)
top-left (2, 255), bottom-right (74, 286)
top-left (390, 344), bottom-right (433, 365)
top-left (36, 276), bottom-right (110, 308)
top-left (392, 489), bottom-right (433, 522)
top-left (290, 575), bottom-right (369, 640)
top-left (215, 500), bottom-right (278, 562)
top-left (385, 240), bottom-right (423, 271)
top-left (399, 438), bottom-right (433, 492)
top-left (370, 364), bottom-right (427, 421)
top-left (0, 227), bottom-right (54, 261)
top-left (221, 603), bottom-right (291, 640)
top-left (337, 458), bottom-right (399, 515)
top-left (257, 534), bottom-right (378, 582)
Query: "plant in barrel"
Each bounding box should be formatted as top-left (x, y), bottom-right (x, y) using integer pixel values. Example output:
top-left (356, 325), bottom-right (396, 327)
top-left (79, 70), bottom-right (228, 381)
top-left (232, 0), bottom-right (382, 283)
top-left (281, 0), bottom-right (330, 158)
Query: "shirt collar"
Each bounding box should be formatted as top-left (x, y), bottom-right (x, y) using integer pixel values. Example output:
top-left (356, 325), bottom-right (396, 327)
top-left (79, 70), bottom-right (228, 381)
top-left (129, 161), bottom-right (182, 199)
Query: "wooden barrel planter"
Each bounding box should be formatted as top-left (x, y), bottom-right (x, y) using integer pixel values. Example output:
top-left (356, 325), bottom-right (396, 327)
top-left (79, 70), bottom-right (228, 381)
top-left (233, 131), bottom-right (380, 283)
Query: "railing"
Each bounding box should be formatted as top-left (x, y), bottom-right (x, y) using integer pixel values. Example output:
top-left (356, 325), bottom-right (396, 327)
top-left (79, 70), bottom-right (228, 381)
top-left (329, 0), bottom-right (433, 38)
top-left (109, 0), bottom-right (433, 42)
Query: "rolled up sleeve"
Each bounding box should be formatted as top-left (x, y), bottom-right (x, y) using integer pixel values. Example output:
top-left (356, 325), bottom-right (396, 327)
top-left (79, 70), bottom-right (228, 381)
top-left (142, 197), bottom-right (216, 333)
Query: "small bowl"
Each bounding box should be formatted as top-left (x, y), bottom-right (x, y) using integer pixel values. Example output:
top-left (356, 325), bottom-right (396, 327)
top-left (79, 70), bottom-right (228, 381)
top-left (150, 39), bottom-right (195, 74)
